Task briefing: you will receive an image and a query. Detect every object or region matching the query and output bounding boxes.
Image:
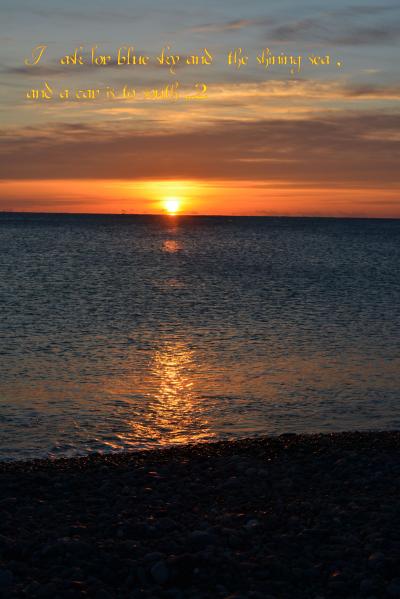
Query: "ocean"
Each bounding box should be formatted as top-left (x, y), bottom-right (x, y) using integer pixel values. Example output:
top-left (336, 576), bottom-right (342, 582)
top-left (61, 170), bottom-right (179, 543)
top-left (1, 213), bottom-right (399, 460)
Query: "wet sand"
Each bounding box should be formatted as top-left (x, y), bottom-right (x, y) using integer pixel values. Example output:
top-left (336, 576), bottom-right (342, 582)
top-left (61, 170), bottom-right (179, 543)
top-left (1, 431), bottom-right (400, 598)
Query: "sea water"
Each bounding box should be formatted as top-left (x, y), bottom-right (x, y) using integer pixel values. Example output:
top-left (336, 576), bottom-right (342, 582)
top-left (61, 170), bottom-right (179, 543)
top-left (1, 213), bottom-right (399, 460)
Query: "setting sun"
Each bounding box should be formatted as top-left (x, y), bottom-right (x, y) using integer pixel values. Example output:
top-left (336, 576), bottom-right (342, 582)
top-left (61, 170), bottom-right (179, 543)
top-left (164, 197), bottom-right (181, 215)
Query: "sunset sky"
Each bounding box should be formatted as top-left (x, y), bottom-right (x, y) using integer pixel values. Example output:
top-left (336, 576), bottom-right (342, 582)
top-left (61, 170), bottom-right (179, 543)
top-left (1, 0), bottom-right (399, 216)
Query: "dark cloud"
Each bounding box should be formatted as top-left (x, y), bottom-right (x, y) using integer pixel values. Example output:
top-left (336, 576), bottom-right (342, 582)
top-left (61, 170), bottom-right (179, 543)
top-left (329, 5), bottom-right (399, 17)
top-left (1, 112), bottom-right (399, 187)
top-left (269, 18), bottom-right (321, 42)
top-left (343, 84), bottom-right (400, 98)
top-left (265, 4), bottom-right (400, 46)
top-left (333, 25), bottom-right (400, 45)
top-left (268, 20), bottom-right (400, 45)
top-left (0, 64), bottom-right (67, 76)
top-left (189, 18), bottom-right (273, 33)
top-left (186, 5), bottom-right (400, 46)
top-left (189, 5), bottom-right (399, 37)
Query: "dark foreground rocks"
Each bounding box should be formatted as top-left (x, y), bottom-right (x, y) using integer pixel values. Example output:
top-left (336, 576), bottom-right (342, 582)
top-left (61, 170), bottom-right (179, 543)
top-left (1, 431), bottom-right (400, 598)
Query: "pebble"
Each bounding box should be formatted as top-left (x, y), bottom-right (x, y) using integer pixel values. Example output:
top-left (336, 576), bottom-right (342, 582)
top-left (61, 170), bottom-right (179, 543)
top-left (0, 569), bottom-right (13, 588)
top-left (367, 552), bottom-right (385, 568)
top-left (0, 431), bottom-right (399, 598)
top-left (244, 519), bottom-right (260, 530)
top-left (360, 578), bottom-right (375, 595)
top-left (387, 579), bottom-right (400, 597)
top-left (144, 551), bottom-right (165, 564)
top-left (188, 530), bottom-right (216, 549)
top-left (150, 560), bottom-right (169, 585)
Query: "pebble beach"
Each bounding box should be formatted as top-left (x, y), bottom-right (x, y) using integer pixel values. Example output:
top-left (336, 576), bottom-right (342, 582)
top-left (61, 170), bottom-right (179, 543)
top-left (1, 431), bottom-right (400, 599)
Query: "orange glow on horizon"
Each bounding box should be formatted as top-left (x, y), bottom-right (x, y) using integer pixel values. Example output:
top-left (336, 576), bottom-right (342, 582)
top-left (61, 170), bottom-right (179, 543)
top-left (0, 178), bottom-right (399, 218)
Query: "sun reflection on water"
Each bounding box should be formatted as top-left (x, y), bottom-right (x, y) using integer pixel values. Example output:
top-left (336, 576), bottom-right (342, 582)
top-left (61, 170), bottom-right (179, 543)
top-left (119, 341), bottom-right (215, 447)
top-left (148, 342), bottom-right (211, 444)
top-left (162, 239), bottom-right (183, 253)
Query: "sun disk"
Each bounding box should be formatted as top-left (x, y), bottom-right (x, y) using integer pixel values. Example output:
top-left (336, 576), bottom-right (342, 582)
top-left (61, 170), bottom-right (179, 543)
top-left (164, 197), bottom-right (181, 214)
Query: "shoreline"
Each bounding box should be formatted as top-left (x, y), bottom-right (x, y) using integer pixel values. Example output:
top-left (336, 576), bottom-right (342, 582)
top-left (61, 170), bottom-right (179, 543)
top-left (1, 431), bottom-right (400, 598)
top-left (0, 429), bottom-right (400, 471)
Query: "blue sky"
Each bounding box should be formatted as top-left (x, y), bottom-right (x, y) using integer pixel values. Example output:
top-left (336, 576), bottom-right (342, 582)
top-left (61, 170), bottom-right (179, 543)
top-left (2, 0), bottom-right (399, 84)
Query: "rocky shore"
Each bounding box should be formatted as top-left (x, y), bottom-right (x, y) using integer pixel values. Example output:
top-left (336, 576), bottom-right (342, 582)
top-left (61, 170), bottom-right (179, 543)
top-left (1, 431), bottom-right (400, 599)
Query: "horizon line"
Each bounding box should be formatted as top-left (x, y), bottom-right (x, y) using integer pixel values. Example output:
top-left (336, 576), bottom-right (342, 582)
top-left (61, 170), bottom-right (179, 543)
top-left (1, 210), bottom-right (400, 221)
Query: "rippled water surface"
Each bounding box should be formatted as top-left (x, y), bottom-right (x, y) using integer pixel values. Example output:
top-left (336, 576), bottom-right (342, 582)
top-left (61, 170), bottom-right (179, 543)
top-left (1, 213), bottom-right (399, 460)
